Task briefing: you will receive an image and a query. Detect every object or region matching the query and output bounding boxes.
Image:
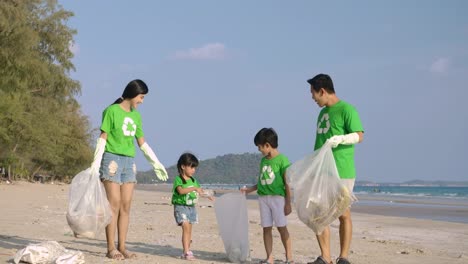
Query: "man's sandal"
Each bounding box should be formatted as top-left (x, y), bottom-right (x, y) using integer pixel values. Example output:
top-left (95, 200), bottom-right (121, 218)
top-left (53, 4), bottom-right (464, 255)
top-left (307, 256), bottom-right (333, 264)
top-left (106, 249), bottom-right (124, 260)
top-left (336, 257), bottom-right (351, 264)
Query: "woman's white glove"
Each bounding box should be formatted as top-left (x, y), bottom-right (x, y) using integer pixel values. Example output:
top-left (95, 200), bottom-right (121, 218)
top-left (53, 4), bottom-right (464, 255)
top-left (140, 142), bottom-right (168, 181)
top-left (327, 132), bottom-right (360, 148)
top-left (90, 138), bottom-right (106, 175)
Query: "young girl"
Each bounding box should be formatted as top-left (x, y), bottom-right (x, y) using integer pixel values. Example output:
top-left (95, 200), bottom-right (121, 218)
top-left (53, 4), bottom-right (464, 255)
top-left (90, 79), bottom-right (168, 260)
top-left (171, 153), bottom-right (213, 260)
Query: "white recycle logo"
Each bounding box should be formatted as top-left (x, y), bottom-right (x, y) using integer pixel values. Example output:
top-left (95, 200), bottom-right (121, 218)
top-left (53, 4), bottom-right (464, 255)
top-left (317, 113), bottom-right (330, 134)
top-left (122, 117), bottom-right (137, 136)
top-left (260, 165), bottom-right (275, 185)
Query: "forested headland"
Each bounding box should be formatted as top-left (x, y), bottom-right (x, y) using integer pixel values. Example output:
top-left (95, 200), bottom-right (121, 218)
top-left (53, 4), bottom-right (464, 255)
top-left (137, 153), bottom-right (263, 185)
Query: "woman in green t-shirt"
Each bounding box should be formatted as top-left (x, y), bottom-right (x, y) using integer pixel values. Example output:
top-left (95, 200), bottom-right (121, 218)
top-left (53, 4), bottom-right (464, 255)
top-left (90, 79), bottom-right (168, 260)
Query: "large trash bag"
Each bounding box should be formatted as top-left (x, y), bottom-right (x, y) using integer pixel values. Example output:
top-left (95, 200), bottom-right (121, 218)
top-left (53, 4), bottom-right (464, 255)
top-left (287, 141), bottom-right (352, 234)
top-left (66, 168), bottom-right (112, 239)
top-left (214, 193), bottom-right (250, 263)
top-left (13, 241), bottom-right (84, 264)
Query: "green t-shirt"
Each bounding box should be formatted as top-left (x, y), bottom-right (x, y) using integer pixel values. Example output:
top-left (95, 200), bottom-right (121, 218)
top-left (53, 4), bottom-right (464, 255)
top-left (257, 154), bottom-right (291, 196)
top-left (314, 100), bottom-right (364, 179)
top-left (171, 176), bottom-right (201, 206)
top-left (100, 104), bottom-right (144, 157)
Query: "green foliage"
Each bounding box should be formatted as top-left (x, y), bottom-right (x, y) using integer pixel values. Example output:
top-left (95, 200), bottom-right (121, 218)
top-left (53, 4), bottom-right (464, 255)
top-left (137, 152), bottom-right (262, 184)
top-left (0, 0), bottom-right (93, 180)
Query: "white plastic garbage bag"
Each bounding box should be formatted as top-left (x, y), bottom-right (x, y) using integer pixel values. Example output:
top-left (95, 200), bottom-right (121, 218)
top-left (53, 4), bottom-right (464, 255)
top-left (13, 241), bottom-right (84, 264)
top-left (287, 141), bottom-right (352, 234)
top-left (214, 193), bottom-right (250, 263)
top-left (66, 168), bottom-right (112, 239)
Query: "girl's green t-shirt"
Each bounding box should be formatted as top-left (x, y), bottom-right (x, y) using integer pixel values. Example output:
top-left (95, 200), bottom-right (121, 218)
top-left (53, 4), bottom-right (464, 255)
top-left (256, 154), bottom-right (291, 196)
top-left (171, 176), bottom-right (200, 206)
top-left (314, 100), bottom-right (364, 179)
top-left (100, 104), bottom-right (144, 157)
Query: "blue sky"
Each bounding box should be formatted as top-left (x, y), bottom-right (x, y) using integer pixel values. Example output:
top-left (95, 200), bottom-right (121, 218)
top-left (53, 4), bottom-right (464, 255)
top-left (60, 1), bottom-right (468, 182)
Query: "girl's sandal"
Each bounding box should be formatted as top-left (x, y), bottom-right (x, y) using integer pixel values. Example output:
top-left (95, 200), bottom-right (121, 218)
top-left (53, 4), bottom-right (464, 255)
top-left (182, 251), bottom-right (196, 260)
top-left (106, 249), bottom-right (124, 260)
top-left (120, 249), bottom-right (137, 259)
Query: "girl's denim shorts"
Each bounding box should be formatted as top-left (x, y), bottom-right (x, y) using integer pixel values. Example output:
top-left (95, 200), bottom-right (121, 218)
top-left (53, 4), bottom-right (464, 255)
top-left (99, 152), bottom-right (137, 185)
top-left (174, 205), bottom-right (198, 225)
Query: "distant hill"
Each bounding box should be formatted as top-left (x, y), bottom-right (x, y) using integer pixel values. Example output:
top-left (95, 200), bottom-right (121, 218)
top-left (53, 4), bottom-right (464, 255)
top-left (137, 152), bottom-right (262, 184)
top-left (137, 153), bottom-right (468, 186)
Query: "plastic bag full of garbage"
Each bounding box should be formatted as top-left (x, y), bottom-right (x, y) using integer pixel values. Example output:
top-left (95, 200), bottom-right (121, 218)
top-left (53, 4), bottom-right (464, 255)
top-left (66, 168), bottom-right (112, 239)
top-left (214, 192), bottom-right (250, 263)
top-left (287, 141), bottom-right (352, 234)
top-left (13, 241), bottom-right (84, 264)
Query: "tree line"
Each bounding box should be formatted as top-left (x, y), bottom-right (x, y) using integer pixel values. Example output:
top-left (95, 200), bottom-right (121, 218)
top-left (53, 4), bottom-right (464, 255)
top-left (0, 0), bottom-right (94, 182)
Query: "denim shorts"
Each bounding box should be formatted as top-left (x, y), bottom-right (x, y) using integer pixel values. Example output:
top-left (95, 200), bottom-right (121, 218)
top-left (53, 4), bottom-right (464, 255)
top-left (99, 152), bottom-right (137, 185)
top-left (174, 205), bottom-right (198, 225)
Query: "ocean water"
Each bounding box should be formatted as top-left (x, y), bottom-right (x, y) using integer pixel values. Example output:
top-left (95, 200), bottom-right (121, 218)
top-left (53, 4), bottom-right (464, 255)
top-left (353, 186), bottom-right (468, 199)
top-left (199, 184), bottom-right (468, 223)
top-left (202, 184), bottom-right (468, 200)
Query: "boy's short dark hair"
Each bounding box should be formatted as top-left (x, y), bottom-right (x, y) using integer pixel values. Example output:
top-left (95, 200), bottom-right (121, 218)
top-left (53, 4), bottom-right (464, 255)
top-left (307, 73), bottom-right (335, 94)
top-left (254, 128), bottom-right (278, 148)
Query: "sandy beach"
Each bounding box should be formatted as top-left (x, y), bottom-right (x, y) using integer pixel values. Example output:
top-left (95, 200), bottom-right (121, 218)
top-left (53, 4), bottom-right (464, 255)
top-left (1, 182), bottom-right (467, 264)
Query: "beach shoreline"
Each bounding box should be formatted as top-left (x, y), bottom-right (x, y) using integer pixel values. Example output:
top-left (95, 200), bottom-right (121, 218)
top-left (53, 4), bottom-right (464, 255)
top-left (136, 184), bottom-right (468, 224)
top-left (1, 181), bottom-right (467, 264)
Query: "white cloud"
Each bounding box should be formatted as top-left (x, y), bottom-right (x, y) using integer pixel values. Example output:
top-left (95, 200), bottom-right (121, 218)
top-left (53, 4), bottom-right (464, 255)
top-left (69, 42), bottom-right (80, 56)
top-left (172, 43), bottom-right (227, 60)
top-left (430, 57), bottom-right (450, 73)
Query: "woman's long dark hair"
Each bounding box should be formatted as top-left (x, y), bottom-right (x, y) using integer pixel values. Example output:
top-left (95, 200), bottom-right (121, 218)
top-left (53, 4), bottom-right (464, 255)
top-left (113, 79), bottom-right (149, 104)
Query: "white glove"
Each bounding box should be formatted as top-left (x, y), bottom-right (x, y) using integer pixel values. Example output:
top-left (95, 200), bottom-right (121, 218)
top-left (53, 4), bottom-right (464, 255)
top-left (140, 142), bottom-right (168, 181)
top-left (90, 138), bottom-right (106, 175)
top-left (327, 132), bottom-right (360, 148)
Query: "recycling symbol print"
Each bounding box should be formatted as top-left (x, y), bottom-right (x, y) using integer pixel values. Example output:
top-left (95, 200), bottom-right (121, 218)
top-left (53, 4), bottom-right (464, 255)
top-left (317, 113), bottom-right (330, 134)
top-left (122, 117), bottom-right (137, 136)
top-left (260, 165), bottom-right (275, 185)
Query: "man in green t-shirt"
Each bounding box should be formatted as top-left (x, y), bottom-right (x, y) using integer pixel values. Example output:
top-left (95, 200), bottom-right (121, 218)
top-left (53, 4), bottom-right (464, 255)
top-left (307, 74), bottom-right (364, 264)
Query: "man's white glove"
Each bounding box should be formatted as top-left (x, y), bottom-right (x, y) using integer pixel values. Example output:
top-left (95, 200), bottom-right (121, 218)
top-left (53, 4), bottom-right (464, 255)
top-left (140, 142), bottom-right (168, 181)
top-left (90, 138), bottom-right (106, 175)
top-left (327, 132), bottom-right (360, 148)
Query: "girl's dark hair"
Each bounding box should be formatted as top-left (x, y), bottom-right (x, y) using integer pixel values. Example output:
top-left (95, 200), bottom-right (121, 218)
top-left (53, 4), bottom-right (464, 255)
top-left (113, 79), bottom-right (149, 104)
top-left (254, 128), bottom-right (278, 148)
top-left (177, 153), bottom-right (199, 183)
top-left (307, 73), bottom-right (335, 94)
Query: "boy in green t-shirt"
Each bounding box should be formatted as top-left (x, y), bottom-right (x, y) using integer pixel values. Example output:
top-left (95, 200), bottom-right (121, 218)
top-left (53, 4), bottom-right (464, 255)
top-left (242, 128), bottom-right (293, 264)
top-left (171, 153), bottom-right (213, 260)
top-left (306, 74), bottom-right (364, 264)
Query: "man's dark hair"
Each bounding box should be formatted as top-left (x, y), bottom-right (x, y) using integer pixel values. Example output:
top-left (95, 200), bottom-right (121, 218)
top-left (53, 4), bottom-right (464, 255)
top-left (254, 128), bottom-right (278, 148)
top-left (307, 73), bottom-right (335, 94)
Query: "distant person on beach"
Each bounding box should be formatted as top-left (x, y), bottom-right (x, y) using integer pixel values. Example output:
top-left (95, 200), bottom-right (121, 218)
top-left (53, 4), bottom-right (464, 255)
top-left (171, 152), bottom-right (214, 260)
top-left (241, 128), bottom-right (294, 264)
top-left (306, 74), bottom-right (364, 264)
top-left (91, 79), bottom-right (168, 260)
